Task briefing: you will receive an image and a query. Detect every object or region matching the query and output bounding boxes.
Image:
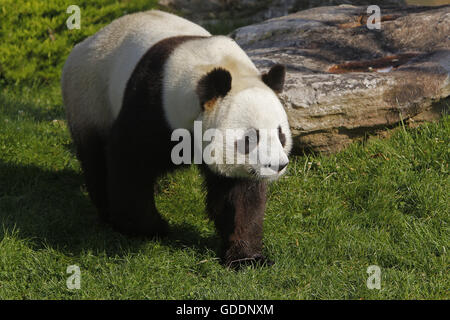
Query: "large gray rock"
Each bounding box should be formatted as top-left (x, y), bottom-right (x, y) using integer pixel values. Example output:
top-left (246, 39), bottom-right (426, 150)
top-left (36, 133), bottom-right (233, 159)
top-left (159, 0), bottom-right (406, 26)
top-left (232, 5), bottom-right (450, 153)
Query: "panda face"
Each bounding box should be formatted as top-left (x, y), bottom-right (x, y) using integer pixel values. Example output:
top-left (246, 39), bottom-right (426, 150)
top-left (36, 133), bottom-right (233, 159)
top-left (196, 64), bottom-right (291, 180)
top-left (201, 86), bottom-right (292, 180)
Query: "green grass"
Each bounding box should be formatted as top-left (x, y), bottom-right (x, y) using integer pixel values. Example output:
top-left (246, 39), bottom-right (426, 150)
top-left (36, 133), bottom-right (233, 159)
top-left (0, 0), bottom-right (160, 86)
top-left (0, 1), bottom-right (449, 299)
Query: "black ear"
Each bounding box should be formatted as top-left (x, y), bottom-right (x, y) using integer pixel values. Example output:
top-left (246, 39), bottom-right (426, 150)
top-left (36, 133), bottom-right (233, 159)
top-left (197, 67), bottom-right (232, 109)
top-left (262, 64), bottom-right (286, 93)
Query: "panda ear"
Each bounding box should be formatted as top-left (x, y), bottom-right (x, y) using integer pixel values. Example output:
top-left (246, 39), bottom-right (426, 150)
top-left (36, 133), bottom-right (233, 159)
top-left (262, 64), bottom-right (286, 93)
top-left (197, 67), bottom-right (232, 111)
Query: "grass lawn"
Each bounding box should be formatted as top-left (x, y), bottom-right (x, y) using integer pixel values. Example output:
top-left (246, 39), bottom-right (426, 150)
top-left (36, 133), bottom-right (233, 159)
top-left (0, 1), bottom-right (449, 299)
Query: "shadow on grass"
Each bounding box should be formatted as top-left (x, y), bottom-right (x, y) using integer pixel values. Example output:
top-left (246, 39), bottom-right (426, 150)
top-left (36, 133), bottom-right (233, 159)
top-left (0, 88), bottom-right (64, 123)
top-left (0, 160), bottom-right (218, 259)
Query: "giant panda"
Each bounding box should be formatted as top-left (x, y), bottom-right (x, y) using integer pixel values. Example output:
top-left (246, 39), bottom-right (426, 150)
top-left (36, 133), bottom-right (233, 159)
top-left (61, 10), bottom-right (292, 268)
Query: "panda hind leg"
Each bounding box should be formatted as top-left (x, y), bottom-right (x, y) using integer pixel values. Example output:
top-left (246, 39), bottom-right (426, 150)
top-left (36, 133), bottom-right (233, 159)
top-left (105, 142), bottom-right (169, 238)
top-left (75, 132), bottom-right (110, 223)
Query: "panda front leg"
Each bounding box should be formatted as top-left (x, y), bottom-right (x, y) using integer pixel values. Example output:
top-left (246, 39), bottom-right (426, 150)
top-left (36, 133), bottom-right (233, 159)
top-left (203, 170), bottom-right (272, 269)
top-left (105, 134), bottom-right (169, 238)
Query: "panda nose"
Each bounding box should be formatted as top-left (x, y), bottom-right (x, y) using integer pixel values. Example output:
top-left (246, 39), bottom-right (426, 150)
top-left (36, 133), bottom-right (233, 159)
top-left (264, 161), bottom-right (288, 172)
top-left (277, 161), bottom-right (288, 172)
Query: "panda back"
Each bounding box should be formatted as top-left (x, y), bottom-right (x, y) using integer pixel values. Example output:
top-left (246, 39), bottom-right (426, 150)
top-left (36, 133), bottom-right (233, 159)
top-left (62, 10), bottom-right (211, 135)
top-left (106, 11), bottom-right (211, 119)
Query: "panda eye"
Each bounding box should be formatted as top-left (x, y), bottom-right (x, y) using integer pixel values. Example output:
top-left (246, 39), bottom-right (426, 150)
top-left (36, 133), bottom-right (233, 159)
top-left (278, 126), bottom-right (286, 147)
top-left (235, 128), bottom-right (259, 154)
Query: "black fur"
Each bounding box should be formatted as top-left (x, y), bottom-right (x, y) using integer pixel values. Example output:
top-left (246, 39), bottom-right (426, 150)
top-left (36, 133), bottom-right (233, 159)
top-left (106, 35), bottom-right (206, 237)
top-left (74, 128), bottom-right (109, 223)
top-left (202, 167), bottom-right (272, 269)
top-left (278, 125), bottom-right (286, 147)
top-left (262, 64), bottom-right (286, 93)
top-left (73, 35), bottom-right (272, 268)
top-left (196, 68), bottom-right (232, 108)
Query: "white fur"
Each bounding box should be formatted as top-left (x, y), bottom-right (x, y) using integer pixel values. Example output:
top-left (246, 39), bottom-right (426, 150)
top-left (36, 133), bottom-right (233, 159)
top-left (202, 87), bottom-right (292, 179)
top-left (162, 36), bottom-right (260, 131)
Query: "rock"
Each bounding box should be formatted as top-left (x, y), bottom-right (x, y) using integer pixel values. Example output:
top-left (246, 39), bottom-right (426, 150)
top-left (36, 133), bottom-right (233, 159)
top-left (232, 5), bottom-right (450, 153)
top-left (159, 0), bottom-right (407, 26)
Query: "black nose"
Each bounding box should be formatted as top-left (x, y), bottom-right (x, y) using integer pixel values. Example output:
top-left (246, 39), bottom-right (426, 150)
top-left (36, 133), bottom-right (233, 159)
top-left (277, 161), bottom-right (288, 172)
top-left (263, 161), bottom-right (289, 172)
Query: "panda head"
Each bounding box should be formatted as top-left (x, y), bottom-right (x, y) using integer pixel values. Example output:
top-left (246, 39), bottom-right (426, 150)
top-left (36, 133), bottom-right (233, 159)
top-left (197, 64), bottom-right (292, 181)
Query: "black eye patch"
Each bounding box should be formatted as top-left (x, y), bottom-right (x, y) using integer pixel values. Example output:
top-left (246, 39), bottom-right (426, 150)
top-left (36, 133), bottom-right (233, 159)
top-left (235, 128), bottom-right (260, 155)
top-left (278, 126), bottom-right (286, 147)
